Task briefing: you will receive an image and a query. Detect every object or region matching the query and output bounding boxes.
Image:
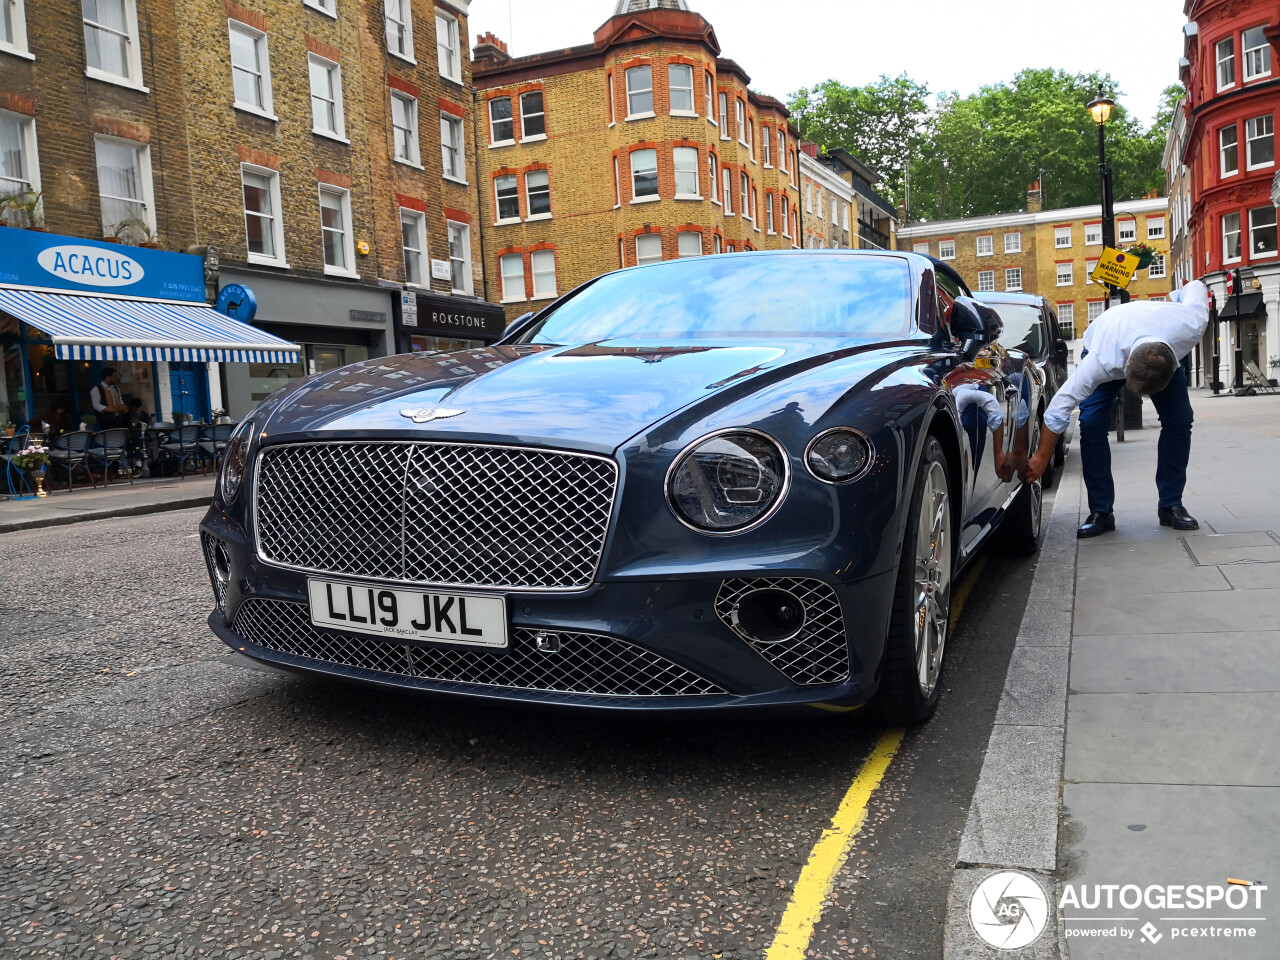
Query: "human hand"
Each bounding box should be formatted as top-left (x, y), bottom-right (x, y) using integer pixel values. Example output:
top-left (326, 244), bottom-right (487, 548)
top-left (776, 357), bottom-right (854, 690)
top-left (1021, 449), bottom-right (1051, 484)
top-left (995, 454), bottom-right (1013, 483)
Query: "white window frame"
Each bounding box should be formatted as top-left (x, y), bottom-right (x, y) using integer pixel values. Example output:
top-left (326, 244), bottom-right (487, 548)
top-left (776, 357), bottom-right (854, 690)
top-left (607, 72), bottom-right (615, 126)
top-left (1117, 219), bottom-right (1136, 242)
top-left (1056, 262), bottom-right (1073, 286)
top-left (668, 63), bottom-right (695, 116)
top-left (304, 0), bottom-right (336, 17)
top-left (493, 174), bottom-right (519, 224)
top-left (318, 185), bottom-right (356, 278)
top-left (1243, 25), bottom-right (1271, 82)
top-left (779, 130), bottom-right (787, 172)
top-left (613, 156), bottom-right (621, 207)
top-left (1217, 36), bottom-right (1236, 91)
top-left (499, 252), bottom-right (525, 302)
top-left (708, 154), bottom-right (718, 203)
top-left (447, 220), bottom-right (472, 294)
top-left (1249, 206), bottom-right (1277, 259)
top-left (308, 54), bottom-right (345, 141)
top-left (816, 189), bottom-right (824, 219)
top-left (519, 90), bottom-right (545, 141)
top-left (391, 92), bottom-right (421, 166)
top-left (525, 169), bottom-right (551, 220)
top-left (95, 135), bottom-right (153, 237)
top-left (85, 0), bottom-right (146, 90)
top-left (766, 193), bottom-right (775, 233)
top-left (626, 65), bottom-right (654, 119)
top-left (530, 249), bottom-right (557, 299)
top-left (635, 233), bottom-right (662, 266)
top-left (976, 234), bottom-right (993, 257)
top-left (1146, 217), bottom-right (1165, 240)
top-left (1087, 300), bottom-right (1105, 323)
top-left (912, 241), bottom-right (929, 254)
top-left (1057, 302), bottom-right (1075, 337)
top-left (400, 207), bottom-right (427, 286)
top-left (713, 233), bottom-right (722, 254)
top-left (0, 110), bottom-right (40, 201)
top-left (781, 195), bottom-right (789, 237)
top-left (440, 112), bottom-right (466, 184)
top-left (1148, 253), bottom-right (1168, 277)
top-left (630, 147), bottom-right (658, 202)
top-left (1221, 124), bottom-right (1239, 177)
top-left (938, 238), bottom-right (955, 260)
top-left (1, 0), bottom-right (31, 59)
top-left (762, 128), bottom-right (771, 167)
top-left (435, 9), bottom-right (461, 83)
top-left (487, 96), bottom-right (514, 146)
top-left (673, 146), bottom-right (700, 199)
top-left (1003, 231), bottom-right (1021, 254)
top-left (1086, 258), bottom-right (1099, 283)
top-left (241, 163), bottom-right (286, 267)
top-left (1246, 114), bottom-right (1274, 170)
top-left (740, 172), bottom-right (749, 222)
top-left (1005, 267), bottom-right (1022, 291)
top-left (385, 0), bottom-right (414, 63)
top-left (1084, 222), bottom-right (1102, 246)
top-left (677, 231), bottom-right (702, 258)
top-left (1054, 226), bottom-right (1072, 248)
top-left (735, 98), bottom-right (746, 145)
top-left (722, 167), bottom-right (733, 214)
top-left (229, 20), bottom-right (274, 119)
top-left (704, 70), bottom-right (715, 123)
top-left (977, 270), bottom-right (995, 293)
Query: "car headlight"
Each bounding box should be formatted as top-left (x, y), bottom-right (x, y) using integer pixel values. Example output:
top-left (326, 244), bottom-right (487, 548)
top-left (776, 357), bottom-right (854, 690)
top-left (220, 418), bottom-right (254, 503)
top-left (666, 429), bottom-right (788, 533)
top-left (805, 428), bottom-right (873, 484)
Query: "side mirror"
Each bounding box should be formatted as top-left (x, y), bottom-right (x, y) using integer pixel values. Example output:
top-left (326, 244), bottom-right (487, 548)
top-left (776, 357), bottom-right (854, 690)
top-left (951, 297), bottom-right (1003, 361)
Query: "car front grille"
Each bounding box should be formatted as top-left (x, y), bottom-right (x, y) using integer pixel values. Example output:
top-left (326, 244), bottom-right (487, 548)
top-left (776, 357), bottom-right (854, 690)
top-left (231, 598), bottom-right (725, 698)
top-left (253, 441), bottom-right (618, 591)
top-left (714, 577), bottom-right (851, 685)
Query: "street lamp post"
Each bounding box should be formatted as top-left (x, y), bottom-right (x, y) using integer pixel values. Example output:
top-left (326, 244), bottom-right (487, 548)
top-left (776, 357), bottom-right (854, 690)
top-left (1087, 89), bottom-right (1123, 437)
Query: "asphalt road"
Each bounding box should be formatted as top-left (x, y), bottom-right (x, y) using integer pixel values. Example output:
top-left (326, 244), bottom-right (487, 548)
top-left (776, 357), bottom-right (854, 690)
top-left (0, 502), bottom-right (1040, 959)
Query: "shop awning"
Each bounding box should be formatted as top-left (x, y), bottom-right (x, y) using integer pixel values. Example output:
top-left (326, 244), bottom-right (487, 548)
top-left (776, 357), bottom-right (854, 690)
top-left (1216, 291), bottom-right (1266, 321)
top-left (0, 288), bottom-right (300, 362)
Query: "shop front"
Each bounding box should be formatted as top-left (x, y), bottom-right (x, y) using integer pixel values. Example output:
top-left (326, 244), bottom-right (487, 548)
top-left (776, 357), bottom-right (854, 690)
top-left (397, 289), bottom-right (508, 356)
top-left (218, 268), bottom-right (397, 420)
top-left (0, 229), bottom-right (297, 432)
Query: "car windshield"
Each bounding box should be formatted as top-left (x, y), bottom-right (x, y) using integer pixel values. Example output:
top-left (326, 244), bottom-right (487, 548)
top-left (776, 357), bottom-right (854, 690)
top-left (519, 254), bottom-right (913, 343)
top-left (988, 302), bottom-right (1045, 356)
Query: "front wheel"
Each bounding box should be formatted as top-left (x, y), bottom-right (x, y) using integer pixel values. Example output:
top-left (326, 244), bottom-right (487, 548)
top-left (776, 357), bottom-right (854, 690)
top-left (1000, 420), bottom-right (1045, 555)
top-left (879, 436), bottom-right (952, 726)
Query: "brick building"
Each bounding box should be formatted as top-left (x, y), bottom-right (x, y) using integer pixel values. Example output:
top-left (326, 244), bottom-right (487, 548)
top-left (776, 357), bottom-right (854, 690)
top-left (897, 184), bottom-right (1171, 342)
top-left (798, 144), bottom-right (852, 249)
top-left (470, 0), bottom-right (803, 320)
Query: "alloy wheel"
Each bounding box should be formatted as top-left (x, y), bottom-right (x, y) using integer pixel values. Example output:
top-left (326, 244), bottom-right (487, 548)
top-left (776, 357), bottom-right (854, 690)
top-left (913, 461), bottom-right (951, 697)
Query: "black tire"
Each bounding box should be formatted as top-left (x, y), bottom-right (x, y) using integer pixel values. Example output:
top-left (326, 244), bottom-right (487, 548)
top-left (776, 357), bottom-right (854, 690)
top-left (1053, 434), bottom-right (1066, 468)
top-left (1040, 453), bottom-right (1056, 489)
top-left (879, 435), bottom-right (952, 726)
top-left (1000, 420), bottom-right (1045, 555)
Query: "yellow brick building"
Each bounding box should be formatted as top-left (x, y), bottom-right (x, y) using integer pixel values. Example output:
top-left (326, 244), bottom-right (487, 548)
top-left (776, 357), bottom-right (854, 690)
top-left (471, 0), bottom-right (802, 319)
top-left (897, 185), bottom-right (1171, 339)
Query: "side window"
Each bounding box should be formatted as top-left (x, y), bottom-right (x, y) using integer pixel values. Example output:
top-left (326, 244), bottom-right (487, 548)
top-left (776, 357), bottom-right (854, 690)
top-left (934, 270), bottom-right (962, 331)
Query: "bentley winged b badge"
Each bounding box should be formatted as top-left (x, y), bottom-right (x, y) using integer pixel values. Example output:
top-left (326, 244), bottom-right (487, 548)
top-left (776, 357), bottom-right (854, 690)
top-left (399, 407), bottom-right (465, 424)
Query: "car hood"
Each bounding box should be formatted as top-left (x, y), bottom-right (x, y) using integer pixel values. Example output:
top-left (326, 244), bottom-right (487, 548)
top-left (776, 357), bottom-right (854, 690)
top-left (261, 338), bottom-right (908, 454)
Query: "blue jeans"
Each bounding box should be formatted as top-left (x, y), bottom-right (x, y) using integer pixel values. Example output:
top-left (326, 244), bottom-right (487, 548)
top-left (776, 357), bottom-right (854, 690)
top-left (1077, 367), bottom-right (1193, 514)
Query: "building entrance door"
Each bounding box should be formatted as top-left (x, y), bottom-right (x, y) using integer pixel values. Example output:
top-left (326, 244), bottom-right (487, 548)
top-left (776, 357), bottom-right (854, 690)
top-left (169, 363), bottom-right (208, 420)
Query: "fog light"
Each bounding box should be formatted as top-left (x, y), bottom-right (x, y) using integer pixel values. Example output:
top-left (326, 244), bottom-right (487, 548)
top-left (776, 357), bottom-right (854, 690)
top-left (729, 588), bottom-right (806, 643)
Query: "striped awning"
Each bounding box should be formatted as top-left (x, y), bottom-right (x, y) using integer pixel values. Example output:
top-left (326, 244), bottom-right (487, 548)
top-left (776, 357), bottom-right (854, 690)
top-left (0, 288), bottom-right (300, 363)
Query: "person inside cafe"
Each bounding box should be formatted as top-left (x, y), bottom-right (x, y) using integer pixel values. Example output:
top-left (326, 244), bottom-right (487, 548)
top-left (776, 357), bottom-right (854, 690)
top-left (89, 367), bottom-right (129, 429)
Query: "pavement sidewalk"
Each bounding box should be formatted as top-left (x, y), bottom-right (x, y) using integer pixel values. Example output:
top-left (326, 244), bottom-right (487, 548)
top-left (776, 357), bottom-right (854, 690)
top-left (0, 474), bottom-right (214, 533)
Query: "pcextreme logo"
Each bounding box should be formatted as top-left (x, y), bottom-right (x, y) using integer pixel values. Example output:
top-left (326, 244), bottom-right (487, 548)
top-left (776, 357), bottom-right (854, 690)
top-left (970, 871), bottom-right (1050, 949)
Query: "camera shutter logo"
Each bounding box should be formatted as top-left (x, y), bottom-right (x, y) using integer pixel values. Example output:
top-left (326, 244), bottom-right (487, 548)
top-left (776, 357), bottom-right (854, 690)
top-left (970, 870), bottom-right (1050, 949)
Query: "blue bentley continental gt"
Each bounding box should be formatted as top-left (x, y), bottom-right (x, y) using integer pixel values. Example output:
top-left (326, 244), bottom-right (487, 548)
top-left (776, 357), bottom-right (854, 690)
top-left (201, 251), bottom-right (1044, 724)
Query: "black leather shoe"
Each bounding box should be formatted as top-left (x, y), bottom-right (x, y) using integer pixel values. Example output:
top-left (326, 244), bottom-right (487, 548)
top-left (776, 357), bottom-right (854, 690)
top-left (1077, 511), bottom-right (1116, 538)
top-left (1158, 505), bottom-right (1199, 530)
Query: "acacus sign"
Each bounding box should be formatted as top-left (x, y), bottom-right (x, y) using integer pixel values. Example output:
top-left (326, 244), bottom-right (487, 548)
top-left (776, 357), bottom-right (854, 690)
top-left (1090, 246), bottom-right (1140, 289)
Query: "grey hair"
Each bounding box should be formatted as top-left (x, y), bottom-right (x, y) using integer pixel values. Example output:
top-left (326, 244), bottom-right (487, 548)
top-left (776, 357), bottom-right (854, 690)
top-left (1124, 342), bottom-right (1178, 396)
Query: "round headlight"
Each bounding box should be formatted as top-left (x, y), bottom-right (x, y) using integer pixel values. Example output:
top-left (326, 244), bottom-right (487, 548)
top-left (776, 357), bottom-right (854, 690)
top-left (220, 418), bottom-right (254, 503)
top-left (667, 430), bottom-right (788, 533)
top-left (806, 428), bottom-right (873, 484)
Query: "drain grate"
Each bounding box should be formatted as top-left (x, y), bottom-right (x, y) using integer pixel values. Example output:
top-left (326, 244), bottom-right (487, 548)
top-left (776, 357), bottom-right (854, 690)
top-left (1179, 531), bottom-right (1280, 566)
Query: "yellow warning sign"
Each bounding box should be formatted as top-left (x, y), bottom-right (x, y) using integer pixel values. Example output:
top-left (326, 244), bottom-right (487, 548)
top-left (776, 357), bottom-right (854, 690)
top-left (1090, 246), bottom-right (1141, 289)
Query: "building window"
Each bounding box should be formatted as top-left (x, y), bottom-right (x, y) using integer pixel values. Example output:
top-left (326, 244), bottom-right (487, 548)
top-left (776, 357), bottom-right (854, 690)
top-left (805, 183), bottom-right (812, 213)
top-left (241, 166), bottom-right (283, 263)
top-left (1243, 25), bottom-right (1271, 82)
top-left (526, 170), bottom-right (550, 217)
top-left (766, 193), bottom-right (775, 233)
top-left (84, 0), bottom-right (142, 86)
top-left (745, 115), bottom-right (754, 156)
top-left (708, 154), bottom-right (718, 201)
top-left (1117, 219), bottom-right (1136, 242)
top-left (384, 0), bottom-right (413, 61)
top-left (1217, 36), bottom-right (1236, 90)
top-left (704, 70), bottom-right (714, 121)
top-left (842, 206), bottom-right (849, 230)
top-left (229, 21), bottom-right (272, 115)
top-left (1058, 302), bottom-right (1075, 338)
top-left (520, 91), bottom-right (545, 139)
top-left (1147, 217), bottom-right (1165, 240)
top-left (1084, 223), bottom-right (1102, 246)
top-left (308, 55), bottom-right (344, 139)
top-left (304, 0), bottom-right (335, 14)
top-left (1086, 258), bottom-right (1098, 283)
top-left (722, 167), bottom-right (733, 213)
top-left (440, 113), bottom-right (465, 181)
top-left (531, 249), bottom-right (556, 297)
top-left (751, 186), bottom-right (758, 224)
top-left (669, 63), bottom-right (694, 114)
top-left (1246, 115), bottom-right (1273, 169)
top-left (1146, 253), bottom-right (1167, 278)
top-left (488, 96), bottom-right (513, 144)
top-left (635, 233), bottom-right (662, 266)
top-left (0, 112), bottom-right (39, 204)
top-left (607, 73), bottom-right (614, 124)
top-left (2, 0), bottom-right (29, 56)
top-left (1087, 300), bottom-right (1105, 322)
top-left (1005, 267), bottom-right (1022, 291)
top-left (976, 234), bottom-right (993, 257)
top-left (400, 208), bottom-right (426, 285)
top-left (1056, 262), bottom-right (1073, 286)
top-left (780, 195), bottom-right (788, 235)
top-left (499, 252), bottom-right (524, 301)
top-left (677, 231), bottom-right (702, 258)
top-left (779, 130), bottom-right (787, 171)
top-left (718, 92), bottom-right (728, 133)
top-left (626, 65), bottom-right (653, 117)
top-left (977, 270), bottom-right (995, 293)
top-left (1054, 226), bottom-right (1072, 248)
top-left (912, 241), bottom-right (929, 254)
top-left (630, 148), bottom-right (657, 200)
top-left (673, 146), bottom-right (699, 198)
top-left (494, 174), bottom-right (519, 222)
top-left (735, 98), bottom-right (746, 144)
top-left (391, 93), bottom-right (419, 165)
top-left (1004, 231), bottom-right (1021, 253)
top-left (435, 10), bottom-right (460, 82)
top-left (1249, 206), bottom-right (1277, 257)
top-left (816, 189), bottom-right (824, 218)
top-left (1221, 125), bottom-right (1239, 176)
top-left (319, 186), bottom-right (354, 275)
top-left (740, 173), bottom-right (749, 221)
top-left (713, 233), bottom-right (722, 254)
top-left (447, 221), bottom-right (471, 293)
top-left (96, 137), bottom-right (151, 236)
top-left (1223, 212), bottom-right (1242, 263)
top-left (762, 130), bottom-right (771, 166)
top-left (831, 198), bottom-right (838, 223)
top-left (938, 238), bottom-right (955, 259)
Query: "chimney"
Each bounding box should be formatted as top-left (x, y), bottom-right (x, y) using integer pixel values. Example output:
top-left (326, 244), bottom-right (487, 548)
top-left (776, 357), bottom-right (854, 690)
top-left (473, 32), bottom-right (511, 65)
top-left (799, 139), bottom-right (820, 159)
top-left (1027, 179), bottom-right (1042, 213)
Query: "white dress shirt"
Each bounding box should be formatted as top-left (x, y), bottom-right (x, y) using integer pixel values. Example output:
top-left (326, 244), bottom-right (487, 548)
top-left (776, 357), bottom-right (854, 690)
top-left (1043, 280), bottom-right (1210, 434)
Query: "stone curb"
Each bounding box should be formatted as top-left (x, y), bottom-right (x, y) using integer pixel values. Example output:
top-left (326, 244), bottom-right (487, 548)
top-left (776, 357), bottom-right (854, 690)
top-left (943, 455), bottom-right (1083, 959)
top-left (0, 494), bottom-right (212, 534)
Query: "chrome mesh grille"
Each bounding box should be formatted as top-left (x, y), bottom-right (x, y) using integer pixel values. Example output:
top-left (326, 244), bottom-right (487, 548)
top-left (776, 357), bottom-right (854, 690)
top-left (714, 578), bottom-right (850, 685)
top-left (201, 533), bottom-right (230, 610)
top-left (232, 598), bottom-right (724, 697)
top-left (253, 442), bottom-right (618, 590)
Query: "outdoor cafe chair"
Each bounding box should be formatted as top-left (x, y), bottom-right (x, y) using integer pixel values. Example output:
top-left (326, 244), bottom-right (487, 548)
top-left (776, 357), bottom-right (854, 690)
top-left (4, 425), bottom-right (34, 498)
top-left (159, 425), bottom-right (205, 476)
top-left (88, 427), bottom-right (135, 486)
top-left (48, 431), bottom-right (99, 492)
top-left (199, 423), bottom-right (236, 467)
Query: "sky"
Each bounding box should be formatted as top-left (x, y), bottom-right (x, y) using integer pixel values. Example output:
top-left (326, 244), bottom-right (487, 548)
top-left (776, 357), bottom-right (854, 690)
top-left (469, 0), bottom-right (1188, 127)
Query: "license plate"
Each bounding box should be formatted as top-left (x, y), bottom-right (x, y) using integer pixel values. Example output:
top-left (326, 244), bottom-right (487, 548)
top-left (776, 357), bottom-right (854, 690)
top-left (306, 579), bottom-right (508, 649)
